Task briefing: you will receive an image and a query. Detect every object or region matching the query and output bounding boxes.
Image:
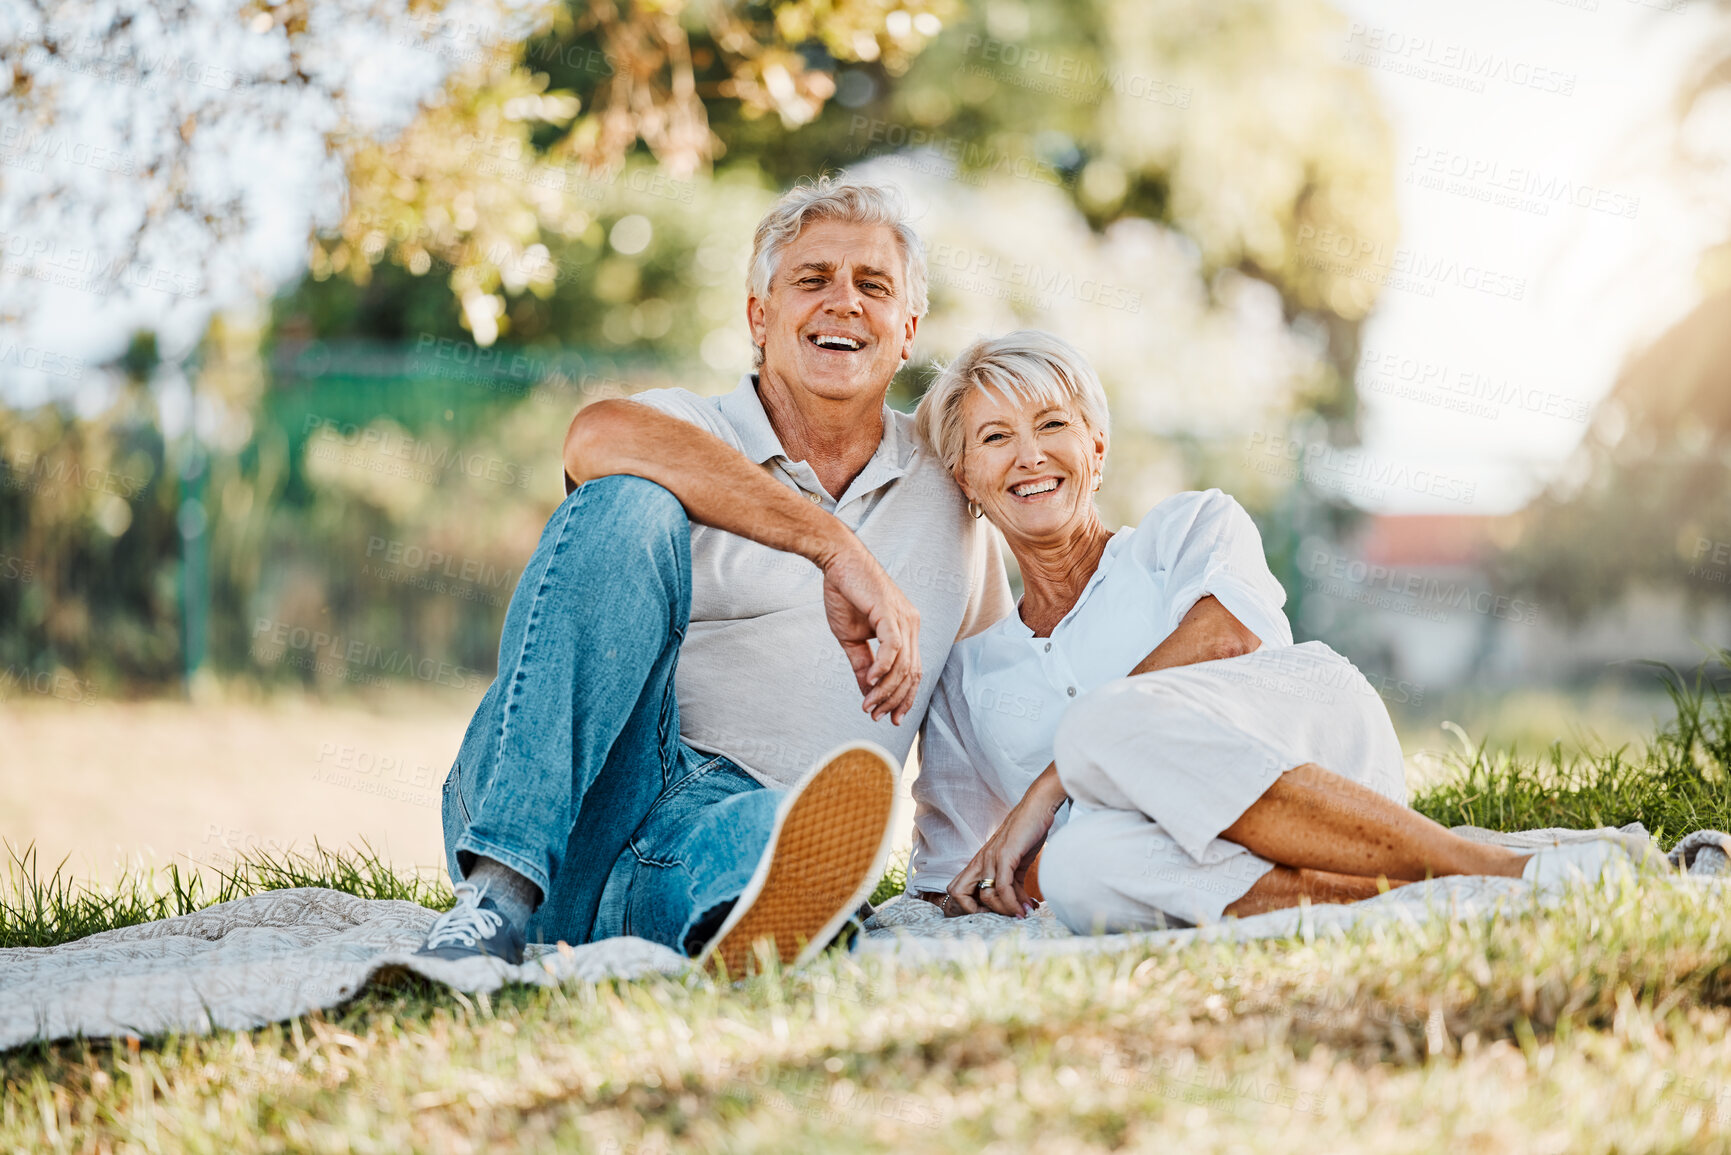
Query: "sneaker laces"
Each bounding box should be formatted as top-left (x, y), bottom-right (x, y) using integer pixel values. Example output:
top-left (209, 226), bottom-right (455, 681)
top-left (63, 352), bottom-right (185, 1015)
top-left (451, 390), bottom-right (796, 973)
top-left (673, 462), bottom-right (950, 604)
top-left (425, 882), bottom-right (504, 949)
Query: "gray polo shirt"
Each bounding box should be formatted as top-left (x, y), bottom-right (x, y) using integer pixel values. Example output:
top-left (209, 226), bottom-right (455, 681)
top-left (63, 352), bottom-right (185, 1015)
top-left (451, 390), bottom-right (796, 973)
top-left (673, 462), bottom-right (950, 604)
top-left (630, 374), bottom-right (1014, 789)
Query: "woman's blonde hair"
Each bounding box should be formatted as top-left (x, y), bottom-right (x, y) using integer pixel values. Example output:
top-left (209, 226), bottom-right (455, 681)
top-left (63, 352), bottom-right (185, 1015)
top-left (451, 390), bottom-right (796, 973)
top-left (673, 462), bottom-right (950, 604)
top-left (914, 329), bottom-right (1110, 473)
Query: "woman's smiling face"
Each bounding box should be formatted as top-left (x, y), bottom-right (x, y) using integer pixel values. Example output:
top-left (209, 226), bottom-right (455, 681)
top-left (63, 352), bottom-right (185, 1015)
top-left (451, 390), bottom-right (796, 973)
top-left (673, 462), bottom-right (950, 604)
top-left (955, 383), bottom-right (1106, 544)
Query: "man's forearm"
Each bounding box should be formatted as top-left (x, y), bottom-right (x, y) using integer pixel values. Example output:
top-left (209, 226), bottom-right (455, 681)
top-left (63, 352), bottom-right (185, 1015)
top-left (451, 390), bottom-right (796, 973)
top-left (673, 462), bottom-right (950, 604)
top-left (564, 399), bottom-right (852, 566)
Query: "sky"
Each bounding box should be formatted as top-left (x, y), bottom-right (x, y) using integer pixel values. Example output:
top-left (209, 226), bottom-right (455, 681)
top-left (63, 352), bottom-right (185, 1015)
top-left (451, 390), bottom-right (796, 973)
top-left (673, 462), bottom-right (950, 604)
top-left (1330, 0), bottom-right (1725, 512)
top-left (1, 0), bottom-right (1724, 514)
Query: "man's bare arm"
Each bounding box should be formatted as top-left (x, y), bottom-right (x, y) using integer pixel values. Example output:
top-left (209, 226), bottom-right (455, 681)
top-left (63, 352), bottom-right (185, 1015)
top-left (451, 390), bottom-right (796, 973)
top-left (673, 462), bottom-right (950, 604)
top-left (565, 400), bottom-right (848, 566)
top-left (563, 400), bottom-right (923, 723)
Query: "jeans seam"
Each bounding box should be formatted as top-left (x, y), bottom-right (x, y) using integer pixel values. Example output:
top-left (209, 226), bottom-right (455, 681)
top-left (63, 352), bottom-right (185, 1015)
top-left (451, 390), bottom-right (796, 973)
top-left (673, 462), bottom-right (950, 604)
top-left (658, 529), bottom-right (690, 791)
top-left (631, 755), bottom-right (732, 866)
top-left (447, 761), bottom-right (473, 826)
top-left (477, 487), bottom-right (584, 818)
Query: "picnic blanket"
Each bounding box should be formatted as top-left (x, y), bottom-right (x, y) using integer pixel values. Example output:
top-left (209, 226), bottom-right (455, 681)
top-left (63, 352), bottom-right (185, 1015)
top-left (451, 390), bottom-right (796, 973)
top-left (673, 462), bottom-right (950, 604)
top-left (3, 823), bottom-right (1727, 1050)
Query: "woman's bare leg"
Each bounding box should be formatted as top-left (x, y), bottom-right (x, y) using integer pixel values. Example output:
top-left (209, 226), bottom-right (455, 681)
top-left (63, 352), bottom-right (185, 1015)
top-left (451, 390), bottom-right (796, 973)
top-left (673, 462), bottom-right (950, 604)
top-left (1219, 762), bottom-right (1531, 882)
top-left (1224, 866), bottom-right (1408, 917)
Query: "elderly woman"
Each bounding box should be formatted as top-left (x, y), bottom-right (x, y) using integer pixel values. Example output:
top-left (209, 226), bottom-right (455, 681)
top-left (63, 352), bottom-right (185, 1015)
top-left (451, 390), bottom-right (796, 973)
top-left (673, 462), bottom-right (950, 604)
top-left (908, 330), bottom-right (1647, 931)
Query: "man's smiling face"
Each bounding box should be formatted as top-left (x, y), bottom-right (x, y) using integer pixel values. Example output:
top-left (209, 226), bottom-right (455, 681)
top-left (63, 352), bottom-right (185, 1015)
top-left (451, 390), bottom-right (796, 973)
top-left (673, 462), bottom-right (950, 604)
top-left (749, 219), bottom-right (919, 403)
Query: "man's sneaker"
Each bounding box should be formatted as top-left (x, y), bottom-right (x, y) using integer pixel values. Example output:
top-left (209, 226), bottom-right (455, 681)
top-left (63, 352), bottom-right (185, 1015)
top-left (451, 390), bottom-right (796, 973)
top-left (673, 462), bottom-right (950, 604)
top-left (697, 741), bottom-right (898, 975)
top-left (415, 882), bottom-right (527, 964)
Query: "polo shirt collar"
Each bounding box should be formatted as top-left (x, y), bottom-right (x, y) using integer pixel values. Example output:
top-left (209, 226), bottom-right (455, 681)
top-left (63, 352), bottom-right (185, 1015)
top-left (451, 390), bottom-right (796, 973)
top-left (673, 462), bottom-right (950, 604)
top-left (720, 373), bottom-right (915, 503)
top-left (718, 374), bottom-right (789, 466)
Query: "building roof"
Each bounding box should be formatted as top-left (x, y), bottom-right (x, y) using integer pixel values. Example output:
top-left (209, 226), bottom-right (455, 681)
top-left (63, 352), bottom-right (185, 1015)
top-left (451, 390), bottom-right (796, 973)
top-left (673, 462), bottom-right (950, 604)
top-left (1356, 515), bottom-right (1506, 568)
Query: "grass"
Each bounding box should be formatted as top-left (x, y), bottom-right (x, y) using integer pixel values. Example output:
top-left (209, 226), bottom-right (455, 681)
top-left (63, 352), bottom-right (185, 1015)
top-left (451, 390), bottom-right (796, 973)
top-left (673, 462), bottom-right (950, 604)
top-left (0, 841), bottom-right (453, 951)
top-left (4, 656), bottom-right (1731, 1153)
top-left (1412, 654), bottom-right (1731, 843)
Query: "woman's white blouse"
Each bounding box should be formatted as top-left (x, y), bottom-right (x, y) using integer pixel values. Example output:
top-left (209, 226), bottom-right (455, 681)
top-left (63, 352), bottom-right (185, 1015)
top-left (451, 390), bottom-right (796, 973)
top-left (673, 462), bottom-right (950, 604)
top-left (908, 489), bottom-right (1295, 894)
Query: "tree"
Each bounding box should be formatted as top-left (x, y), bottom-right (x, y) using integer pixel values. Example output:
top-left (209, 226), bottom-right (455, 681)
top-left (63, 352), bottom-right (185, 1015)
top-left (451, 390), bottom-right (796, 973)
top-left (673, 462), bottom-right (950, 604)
top-left (1495, 12), bottom-right (1731, 622)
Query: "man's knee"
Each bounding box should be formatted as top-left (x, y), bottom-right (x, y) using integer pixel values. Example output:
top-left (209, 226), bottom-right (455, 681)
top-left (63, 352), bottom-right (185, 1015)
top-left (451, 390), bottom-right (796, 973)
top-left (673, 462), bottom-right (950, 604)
top-left (567, 473), bottom-right (687, 537)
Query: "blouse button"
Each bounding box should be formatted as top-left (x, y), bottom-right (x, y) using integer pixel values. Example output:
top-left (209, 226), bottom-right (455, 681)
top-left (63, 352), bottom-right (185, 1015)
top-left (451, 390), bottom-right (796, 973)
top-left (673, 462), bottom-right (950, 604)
top-left (807, 492), bottom-right (822, 504)
top-left (1067, 686), bottom-right (1077, 697)
top-left (1043, 642), bottom-right (1052, 653)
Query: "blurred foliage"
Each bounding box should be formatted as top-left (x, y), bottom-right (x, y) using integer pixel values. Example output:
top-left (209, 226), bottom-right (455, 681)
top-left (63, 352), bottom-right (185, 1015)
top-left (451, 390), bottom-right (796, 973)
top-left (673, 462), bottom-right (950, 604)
top-left (316, 0), bottom-right (1396, 376)
top-left (0, 385), bottom-right (179, 686)
top-left (319, 0), bottom-right (958, 345)
top-left (1495, 17), bottom-right (1731, 623)
top-left (1497, 290), bottom-right (1731, 622)
top-left (2, 0), bottom-right (1403, 694)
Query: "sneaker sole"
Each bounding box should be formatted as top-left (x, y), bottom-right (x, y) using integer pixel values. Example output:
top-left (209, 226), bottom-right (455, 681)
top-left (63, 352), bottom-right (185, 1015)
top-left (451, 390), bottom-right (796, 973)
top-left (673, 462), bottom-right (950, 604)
top-left (699, 741), bottom-right (898, 975)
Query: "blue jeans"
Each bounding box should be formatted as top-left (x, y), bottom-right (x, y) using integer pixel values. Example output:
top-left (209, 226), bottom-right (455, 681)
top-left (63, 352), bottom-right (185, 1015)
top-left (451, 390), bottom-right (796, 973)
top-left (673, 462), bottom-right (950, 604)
top-left (441, 475), bottom-right (783, 954)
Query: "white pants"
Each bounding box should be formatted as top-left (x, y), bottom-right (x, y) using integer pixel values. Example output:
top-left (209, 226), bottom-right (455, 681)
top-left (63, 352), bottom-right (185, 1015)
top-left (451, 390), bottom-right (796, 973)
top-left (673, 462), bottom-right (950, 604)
top-left (1039, 641), bottom-right (1407, 932)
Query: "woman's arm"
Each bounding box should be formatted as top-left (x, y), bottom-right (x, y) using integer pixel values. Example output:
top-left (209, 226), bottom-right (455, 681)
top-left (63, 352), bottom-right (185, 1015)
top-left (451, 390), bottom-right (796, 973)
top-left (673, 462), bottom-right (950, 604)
top-left (933, 594), bottom-right (1260, 918)
top-left (1128, 593), bottom-right (1260, 675)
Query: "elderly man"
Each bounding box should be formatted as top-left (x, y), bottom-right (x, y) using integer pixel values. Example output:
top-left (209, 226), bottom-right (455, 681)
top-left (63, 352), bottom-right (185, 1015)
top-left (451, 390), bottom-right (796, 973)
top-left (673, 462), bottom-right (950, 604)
top-left (417, 179), bottom-right (1011, 972)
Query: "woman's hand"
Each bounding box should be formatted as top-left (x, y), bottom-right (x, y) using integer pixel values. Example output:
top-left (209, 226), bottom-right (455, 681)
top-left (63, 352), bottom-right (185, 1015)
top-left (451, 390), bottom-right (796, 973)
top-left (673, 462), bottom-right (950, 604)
top-left (946, 764), bottom-right (1068, 917)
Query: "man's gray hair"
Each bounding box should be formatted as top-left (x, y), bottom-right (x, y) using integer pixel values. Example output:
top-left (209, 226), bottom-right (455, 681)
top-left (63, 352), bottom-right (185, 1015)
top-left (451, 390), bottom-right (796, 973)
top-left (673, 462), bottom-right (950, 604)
top-left (748, 177), bottom-right (929, 362)
top-left (915, 329), bottom-right (1112, 475)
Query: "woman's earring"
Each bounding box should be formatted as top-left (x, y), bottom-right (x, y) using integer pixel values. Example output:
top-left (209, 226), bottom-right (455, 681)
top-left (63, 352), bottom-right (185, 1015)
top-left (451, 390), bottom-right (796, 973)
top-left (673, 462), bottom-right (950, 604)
top-left (1092, 473), bottom-right (1103, 492)
top-left (967, 500), bottom-right (984, 519)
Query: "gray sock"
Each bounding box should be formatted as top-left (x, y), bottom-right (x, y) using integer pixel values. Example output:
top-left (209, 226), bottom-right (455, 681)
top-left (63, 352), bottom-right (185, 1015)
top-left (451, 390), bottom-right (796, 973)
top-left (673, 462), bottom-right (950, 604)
top-left (466, 856), bottom-right (542, 932)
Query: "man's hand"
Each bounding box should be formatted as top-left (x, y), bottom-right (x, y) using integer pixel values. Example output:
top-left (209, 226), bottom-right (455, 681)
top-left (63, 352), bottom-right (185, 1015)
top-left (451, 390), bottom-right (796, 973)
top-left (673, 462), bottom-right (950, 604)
top-left (820, 540), bottom-right (921, 724)
top-left (945, 763), bottom-right (1067, 917)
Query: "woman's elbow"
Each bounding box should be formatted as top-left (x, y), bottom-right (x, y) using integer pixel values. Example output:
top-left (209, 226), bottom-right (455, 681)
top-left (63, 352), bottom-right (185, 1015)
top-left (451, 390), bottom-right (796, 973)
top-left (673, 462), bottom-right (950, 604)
top-left (1205, 613), bottom-right (1261, 662)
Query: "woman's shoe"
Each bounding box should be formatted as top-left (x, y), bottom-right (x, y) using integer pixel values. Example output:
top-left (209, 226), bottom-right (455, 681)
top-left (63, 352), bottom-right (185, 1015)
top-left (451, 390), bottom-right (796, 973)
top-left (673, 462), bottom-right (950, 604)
top-left (1521, 833), bottom-right (1664, 893)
